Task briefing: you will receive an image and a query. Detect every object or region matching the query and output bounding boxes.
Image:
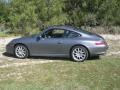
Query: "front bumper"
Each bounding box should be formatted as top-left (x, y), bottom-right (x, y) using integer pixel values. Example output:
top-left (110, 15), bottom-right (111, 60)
top-left (6, 44), bottom-right (14, 55)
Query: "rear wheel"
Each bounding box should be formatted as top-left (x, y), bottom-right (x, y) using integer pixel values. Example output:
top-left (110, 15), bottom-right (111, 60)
top-left (71, 46), bottom-right (89, 62)
top-left (14, 44), bottom-right (29, 59)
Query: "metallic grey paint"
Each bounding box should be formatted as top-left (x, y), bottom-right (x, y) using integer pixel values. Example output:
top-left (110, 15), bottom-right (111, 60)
top-left (6, 26), bottom-right (108, 58)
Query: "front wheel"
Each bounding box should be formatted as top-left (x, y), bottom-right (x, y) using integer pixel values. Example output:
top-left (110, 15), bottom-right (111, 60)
top-left (14, 44), bottom-right (29, 59)
top-left (71, 46), bottom-right (89, 62)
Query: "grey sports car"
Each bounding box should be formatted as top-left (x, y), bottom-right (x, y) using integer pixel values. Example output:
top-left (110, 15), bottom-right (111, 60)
top-left (6, 25), bottom-right (108, 62)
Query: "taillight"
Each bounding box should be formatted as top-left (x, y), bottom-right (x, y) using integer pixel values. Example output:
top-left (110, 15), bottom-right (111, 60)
top-left (95, 41), bottom-right (106, 45)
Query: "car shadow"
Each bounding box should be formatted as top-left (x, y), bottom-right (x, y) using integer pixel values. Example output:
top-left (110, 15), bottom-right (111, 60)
top-left (3, 52), bottom-right (13, 58)
top-left (2, 52), bottom-right (71, 61)
top-left (2, 52), bottom-right (100, 62)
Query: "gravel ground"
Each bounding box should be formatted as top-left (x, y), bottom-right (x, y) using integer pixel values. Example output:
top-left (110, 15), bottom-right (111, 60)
top-left (0, 35), bottom-right (120, 67)
top-left (102, 35), bottom-right (120, 56)
top-left (102, 34), bottom-right (120, 40)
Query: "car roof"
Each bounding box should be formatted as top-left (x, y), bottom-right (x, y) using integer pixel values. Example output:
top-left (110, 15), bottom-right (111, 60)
top-left (42, 25), bottom-right (95, 37)
top-left (45, 25), bottom-right (81, 32)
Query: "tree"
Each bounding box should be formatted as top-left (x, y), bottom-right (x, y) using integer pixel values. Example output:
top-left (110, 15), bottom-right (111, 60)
top-left (64, 0), bottom-right (120, 26)
top-left (35, 0), bottom-right (68, 27)
top-left (1, 0), bottom-right (120, 35)
top-left (7, 0), bottom-right (67, 35)
top-left (0, 0), bottom-right (9, 23)
top-left (8, 0), bottom-right (38, 35)
top-left (97, 0), bottom-right (120, 26)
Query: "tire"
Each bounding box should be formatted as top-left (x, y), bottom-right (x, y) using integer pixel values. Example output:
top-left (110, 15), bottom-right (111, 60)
top-left (71, 46), bottom-right (89, 62)
top-left (14, 44), bottom-right (29, 59)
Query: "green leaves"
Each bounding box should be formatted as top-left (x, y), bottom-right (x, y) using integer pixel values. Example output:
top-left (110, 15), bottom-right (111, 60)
top-left (0, 0), bottom-right (120, 35)
top-left (7, 0), bottom-right (68, 35)
top-left (64, 0), bottom-right (120, 26)
top-left (8, 0), bottom-right (37, 35)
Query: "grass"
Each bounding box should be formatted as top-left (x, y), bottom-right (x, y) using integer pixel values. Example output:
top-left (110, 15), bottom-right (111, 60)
top-left (0, 56), bottom-right (119, 90)
top-left (0, 34), bottom-right (120, 90)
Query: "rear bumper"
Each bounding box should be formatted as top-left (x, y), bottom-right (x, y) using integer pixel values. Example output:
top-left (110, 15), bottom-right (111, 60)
top-left (89, 45), bottom-right (108, 56)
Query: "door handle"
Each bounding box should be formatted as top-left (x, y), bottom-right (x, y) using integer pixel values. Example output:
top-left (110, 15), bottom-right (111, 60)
top-left (57, 42), bottom-right (63, 44)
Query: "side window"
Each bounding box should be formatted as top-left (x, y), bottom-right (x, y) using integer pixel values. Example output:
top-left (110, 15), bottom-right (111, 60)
top-left (42, 29), bottom-right (65, 38)
top-left (66, 31), bottom-right (81, 38)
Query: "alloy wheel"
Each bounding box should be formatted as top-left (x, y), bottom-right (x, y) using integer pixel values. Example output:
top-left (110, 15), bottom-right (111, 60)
top-left (71, 46), bottom-right (88, 62)
top-left (15, 45), bottom-right (28, 59)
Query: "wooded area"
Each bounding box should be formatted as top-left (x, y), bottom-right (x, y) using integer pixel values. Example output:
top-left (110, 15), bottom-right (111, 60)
top-left (0, 0), bottom-right (120, 35)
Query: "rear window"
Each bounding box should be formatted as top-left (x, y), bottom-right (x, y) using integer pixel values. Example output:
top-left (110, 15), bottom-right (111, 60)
top-left (80, 30), bottom-right (94, 35)
top-left (64, 31), bottom-right (81, 38)
top-left (73, 27), bottom-right (94, 35)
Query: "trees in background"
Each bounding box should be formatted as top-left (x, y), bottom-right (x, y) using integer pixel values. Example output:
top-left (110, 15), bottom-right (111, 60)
top-left (8, 0), bottom-right (38, 35)
top-left (7, 0), bottom-right (67, 35)
top-left (64, 0), bottom-right (120, 27)
top-left (0, 0), bottom-right (120, 35)
top-left (0, 0), bottom-right (9, 23)
top-left (34, 0), bottom-right (67, 28)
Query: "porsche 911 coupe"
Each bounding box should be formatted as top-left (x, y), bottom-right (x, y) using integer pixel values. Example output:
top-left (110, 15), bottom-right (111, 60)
top-left (6, 25), bottom-right (108, 62)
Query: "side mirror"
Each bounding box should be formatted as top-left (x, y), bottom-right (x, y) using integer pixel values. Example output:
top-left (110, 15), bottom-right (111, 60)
top-left (36, 36), bottom-right (41, 41)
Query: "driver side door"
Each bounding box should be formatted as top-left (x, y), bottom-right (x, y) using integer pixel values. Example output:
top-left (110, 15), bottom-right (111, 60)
top-left (33, 28), bottom-right (67, 56)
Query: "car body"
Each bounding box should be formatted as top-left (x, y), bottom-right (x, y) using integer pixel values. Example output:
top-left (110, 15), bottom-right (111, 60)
top-left (6, 25), bottom-right (108, 61)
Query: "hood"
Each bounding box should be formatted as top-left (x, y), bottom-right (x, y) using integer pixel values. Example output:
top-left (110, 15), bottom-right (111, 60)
top-left (11, 35), bottom-right (36, 43)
